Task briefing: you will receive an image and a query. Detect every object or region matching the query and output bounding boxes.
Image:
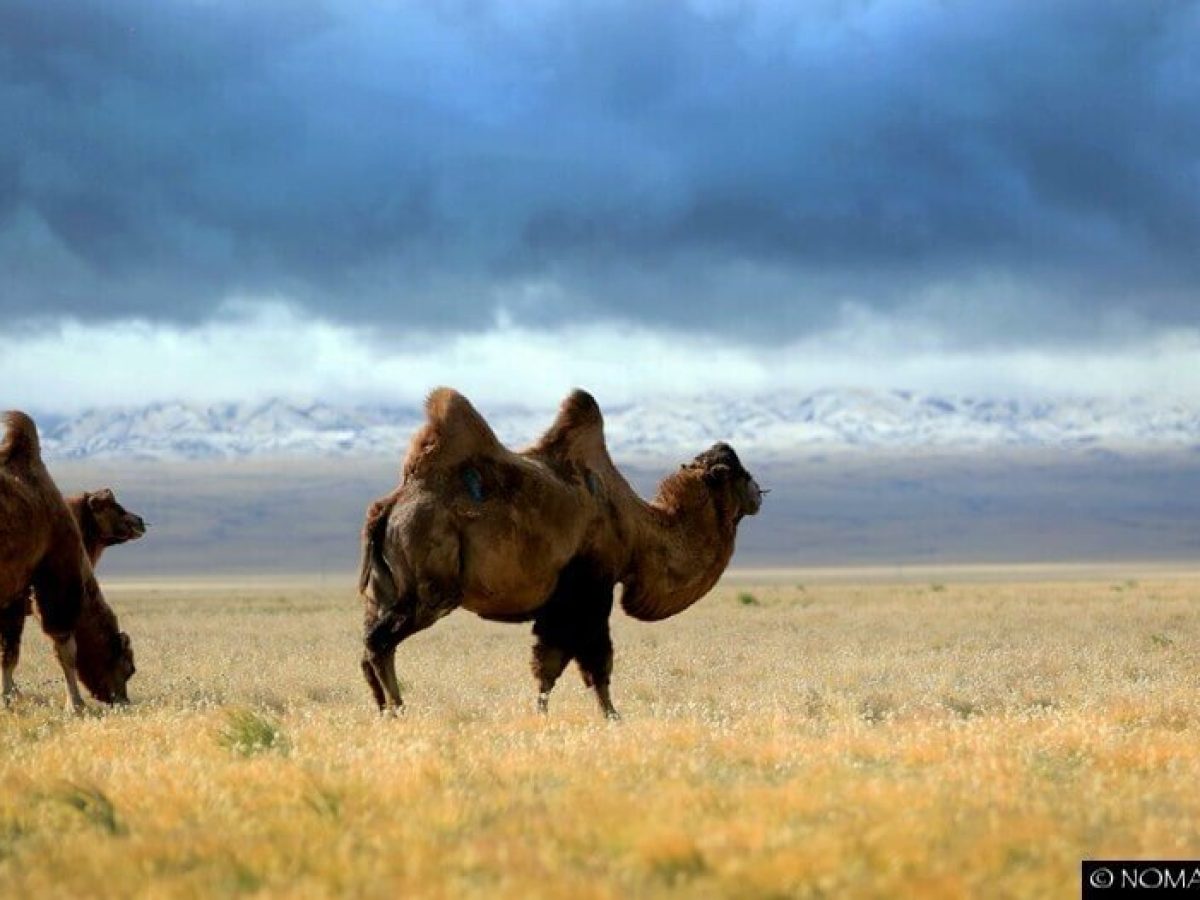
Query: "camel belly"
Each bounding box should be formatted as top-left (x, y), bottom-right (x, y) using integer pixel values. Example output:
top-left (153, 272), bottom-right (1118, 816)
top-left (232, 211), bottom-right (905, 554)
top-left (455, 511), bottom-right (578, 619)
top-left (459, 574), bottom-right (557, 619)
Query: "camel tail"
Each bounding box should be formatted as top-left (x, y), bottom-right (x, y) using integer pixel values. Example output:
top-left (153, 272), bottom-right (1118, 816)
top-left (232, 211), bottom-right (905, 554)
top-left (358, 496), bottom-right (398, 597)
top-left (0, 410), bottom-right (41, 469)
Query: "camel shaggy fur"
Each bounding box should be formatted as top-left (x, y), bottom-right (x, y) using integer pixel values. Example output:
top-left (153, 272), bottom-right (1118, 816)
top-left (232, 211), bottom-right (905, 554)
top-left (359, 388), bottom-right (762, 717)
top-left (4, 489), bottom-right (145, 705)
top-left (0, 411), bottom-right (93, 710)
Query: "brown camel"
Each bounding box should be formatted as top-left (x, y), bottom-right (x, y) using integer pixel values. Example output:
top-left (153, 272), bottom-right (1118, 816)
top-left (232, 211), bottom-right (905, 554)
top-left (1, 411), bottom-right (93, 710)
top-left (4, 489), bottom-right (145, 705)
top-left (2, 410), bottom-right (90, 710)
top-left (358, 389), bottom-right (762, 717)
top-left (524, 390), bottom-right (763, 717)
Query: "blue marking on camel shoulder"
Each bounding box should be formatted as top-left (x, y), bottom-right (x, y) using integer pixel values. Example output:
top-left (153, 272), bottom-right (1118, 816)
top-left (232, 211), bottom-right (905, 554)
top-left (463, 467), bottom-right (484, 502)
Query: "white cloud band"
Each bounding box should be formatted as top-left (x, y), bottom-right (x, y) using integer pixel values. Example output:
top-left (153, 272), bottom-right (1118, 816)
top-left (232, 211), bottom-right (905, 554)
top-left (4, 300), bottom-right (1199, 414)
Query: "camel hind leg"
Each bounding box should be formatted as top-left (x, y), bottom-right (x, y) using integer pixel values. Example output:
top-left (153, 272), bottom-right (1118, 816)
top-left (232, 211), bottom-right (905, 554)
top-left (363, 585), bottom-right (460, 714)
top-left (360, 655), bottom-right (386, 709)
top-left (363, 606), bottom-right (408, 713)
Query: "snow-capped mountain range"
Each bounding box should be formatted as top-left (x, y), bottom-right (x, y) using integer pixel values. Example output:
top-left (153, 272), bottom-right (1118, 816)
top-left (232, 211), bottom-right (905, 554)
top-left (30, 391), bottom-right (1200, 462)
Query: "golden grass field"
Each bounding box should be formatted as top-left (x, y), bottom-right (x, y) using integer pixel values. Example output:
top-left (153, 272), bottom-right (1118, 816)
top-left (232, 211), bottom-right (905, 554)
top-left (3, 571), bottom-right (1200, 898)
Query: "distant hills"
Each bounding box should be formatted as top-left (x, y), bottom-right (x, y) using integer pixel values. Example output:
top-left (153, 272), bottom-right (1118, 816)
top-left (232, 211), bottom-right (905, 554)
top-left (33, 391), bottom-right (1200, 462)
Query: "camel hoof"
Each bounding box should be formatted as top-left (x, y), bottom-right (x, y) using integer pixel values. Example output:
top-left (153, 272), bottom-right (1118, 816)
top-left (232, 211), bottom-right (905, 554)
top-left (604, 709), bottom-right (622, 723)
top-left (537, 694), bottom-right (550, 715)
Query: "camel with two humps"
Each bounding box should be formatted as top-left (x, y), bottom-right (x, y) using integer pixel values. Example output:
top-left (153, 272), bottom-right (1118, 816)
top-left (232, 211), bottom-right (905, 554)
top-left (0, 412), bottom-right (142, 709)
top-left (359, 388), bottom-right (763, 718)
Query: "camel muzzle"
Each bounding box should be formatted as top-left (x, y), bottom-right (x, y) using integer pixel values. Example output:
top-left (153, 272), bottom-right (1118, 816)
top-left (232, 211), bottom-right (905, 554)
top-left (744, 479), bottom-right (765, 515)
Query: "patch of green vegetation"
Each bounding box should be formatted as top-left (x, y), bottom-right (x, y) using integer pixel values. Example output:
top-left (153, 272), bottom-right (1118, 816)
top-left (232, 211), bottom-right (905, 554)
top-left (650, 848), bottom-right (709, 885)
top-left (53, 782), bottom-right (127, 836)
top-left (737, 592), bottom-right (761, 607)
top-left (218, 708), bottom-right (290, 757)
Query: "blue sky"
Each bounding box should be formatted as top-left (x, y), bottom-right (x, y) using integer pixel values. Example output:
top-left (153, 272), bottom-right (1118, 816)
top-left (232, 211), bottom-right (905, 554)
top-left (2, 1), bottom-right (1198, 409)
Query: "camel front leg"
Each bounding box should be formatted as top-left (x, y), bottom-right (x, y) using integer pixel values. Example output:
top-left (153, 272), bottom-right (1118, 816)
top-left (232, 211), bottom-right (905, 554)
top-left (531, 637), bottom-right (571, 714)
top-left (52, 634), bottom-right (85, 714)
top-left (575, 580), bottom-right (620, 721)
top-left (577, 628), bottom-right (619, 721)
top-left (0, 596), bottom-right (28, 705)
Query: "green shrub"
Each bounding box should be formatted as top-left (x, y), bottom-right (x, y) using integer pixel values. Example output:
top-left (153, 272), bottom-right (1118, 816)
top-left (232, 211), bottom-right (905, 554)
top-left (218, 708), bottom-right (290, 756)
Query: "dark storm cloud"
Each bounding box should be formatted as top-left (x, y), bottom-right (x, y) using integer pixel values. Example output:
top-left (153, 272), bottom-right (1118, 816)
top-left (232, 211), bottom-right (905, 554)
top-left (1, 0), bottom-right (1198, 341)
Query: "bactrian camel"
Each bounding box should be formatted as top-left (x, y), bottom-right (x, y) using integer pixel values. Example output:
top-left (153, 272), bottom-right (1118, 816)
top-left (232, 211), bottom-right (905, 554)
top-left (359, 389), bottom-right (763, 718)
top-left (0, 412), bottom-right (136, 711)
top-left (4, 488), bottom-right (146, 705)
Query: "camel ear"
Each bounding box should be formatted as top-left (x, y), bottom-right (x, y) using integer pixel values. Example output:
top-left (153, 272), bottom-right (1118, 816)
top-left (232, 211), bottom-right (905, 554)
top-left (87, 490), bottom-right (112, 510)
top-left (703, 463), bottom-right (731, 485)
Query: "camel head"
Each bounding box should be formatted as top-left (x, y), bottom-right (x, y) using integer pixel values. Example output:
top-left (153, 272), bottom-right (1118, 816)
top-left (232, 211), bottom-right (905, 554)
top-left (691, 442), bottom-right (764, 520)
top-left (77, 628), bottom-right (136, 705)
top-left (74, 578), bottom-right (136, 704)
top-left (82, 489), bottom-right (148, 547)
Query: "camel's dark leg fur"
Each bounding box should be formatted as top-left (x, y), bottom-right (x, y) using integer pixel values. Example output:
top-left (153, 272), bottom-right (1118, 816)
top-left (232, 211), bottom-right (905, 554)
top-left (0, 594), bottom-right (28, 703)
top-left (576, 614), bottom-right (618, 721)
top-left (531, 559), bottom-right (618, 720)
top-left (532, 631), bottom-right (571, 713)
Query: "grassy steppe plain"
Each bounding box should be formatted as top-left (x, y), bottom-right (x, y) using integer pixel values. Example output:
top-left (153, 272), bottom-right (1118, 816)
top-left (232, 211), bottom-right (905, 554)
top-left (3, 573), bottom-right (1200, 898)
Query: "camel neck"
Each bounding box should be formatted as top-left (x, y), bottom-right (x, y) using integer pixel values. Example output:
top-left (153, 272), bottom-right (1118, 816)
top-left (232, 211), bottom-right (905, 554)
top-left (620, 474), bottom-right (739, 620)
top-left (85, 541), bottom-right (105, 568)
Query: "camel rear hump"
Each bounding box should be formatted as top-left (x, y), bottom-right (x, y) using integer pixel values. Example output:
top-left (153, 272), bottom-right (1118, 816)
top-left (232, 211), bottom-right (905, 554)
top-left (530, 389), bottom-right (609, 464)
top-left (402, 388), bottom-right (506, 478)
top-left (0, 410), bottom-right (42, 470)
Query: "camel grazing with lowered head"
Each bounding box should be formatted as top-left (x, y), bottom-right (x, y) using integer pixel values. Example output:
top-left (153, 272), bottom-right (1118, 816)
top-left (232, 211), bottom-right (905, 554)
top-left (4, 489), bottom-right (146, 705)
top-left (358, 388), bottom-right (763, 718)
top-left (0, 411), bottom-right (99, 711)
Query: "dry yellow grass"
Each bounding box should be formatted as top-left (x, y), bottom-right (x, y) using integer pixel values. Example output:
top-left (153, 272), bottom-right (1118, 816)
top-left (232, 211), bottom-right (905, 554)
top-left (3, 573), bottom-right (1200, 898)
